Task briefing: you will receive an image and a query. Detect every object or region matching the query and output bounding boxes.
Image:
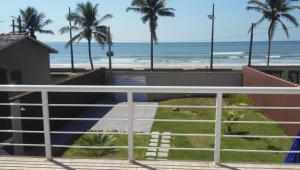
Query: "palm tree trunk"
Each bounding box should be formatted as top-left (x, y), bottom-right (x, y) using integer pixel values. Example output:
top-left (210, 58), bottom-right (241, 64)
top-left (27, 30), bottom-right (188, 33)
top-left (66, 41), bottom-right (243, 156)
top-left (69, 7), bottom-right (75, 73)
top-left (267, 35), bottom-right (271, 66)
top-left (70, 33), bottom-right (75, 72)
top-left (267, 21), bottom-right (274, 66)
top-left (150, 32), bottom-right (154, 71)
top-left (88, 38), bottom-right (94, 70)
top-left (30, 30), bottom-right (36, 39)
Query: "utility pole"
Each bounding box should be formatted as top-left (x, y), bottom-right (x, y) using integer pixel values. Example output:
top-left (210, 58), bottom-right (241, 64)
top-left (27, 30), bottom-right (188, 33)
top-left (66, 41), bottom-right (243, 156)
top-left (18, 15), bottom-right (22, 33)
top-left (69, 7), bottom-right (75, 72)
top-left (248, 23), bottom-right (254, 67)
top-left (106, 27), bottom-right (113, 85)
top-left (12, 19), bottom-right (15, 34)
top-left (208, 3), bottom-right (216, 71)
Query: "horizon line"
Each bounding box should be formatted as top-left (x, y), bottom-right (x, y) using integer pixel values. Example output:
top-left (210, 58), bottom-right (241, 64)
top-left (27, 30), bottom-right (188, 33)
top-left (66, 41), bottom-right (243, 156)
top-left (45, 40), bottom-right (300, 44)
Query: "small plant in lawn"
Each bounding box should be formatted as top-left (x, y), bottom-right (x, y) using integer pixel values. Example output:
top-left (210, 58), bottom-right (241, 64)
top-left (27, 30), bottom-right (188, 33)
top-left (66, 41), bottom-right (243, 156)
top-left (224, 110), bottom-right (245, 134)
top-left (227, 94), bottom-right (253, 106)
top-left (74, 133), bottom-right (117, 157)
top-left (264, 138), bottom-right (281, 150)
top-left (185, 94), bottom-right (198, 113)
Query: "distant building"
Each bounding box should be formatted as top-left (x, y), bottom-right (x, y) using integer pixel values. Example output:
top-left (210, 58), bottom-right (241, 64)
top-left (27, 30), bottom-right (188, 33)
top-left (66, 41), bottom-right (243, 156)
top-left (0, 34), bottom-right (57, 85)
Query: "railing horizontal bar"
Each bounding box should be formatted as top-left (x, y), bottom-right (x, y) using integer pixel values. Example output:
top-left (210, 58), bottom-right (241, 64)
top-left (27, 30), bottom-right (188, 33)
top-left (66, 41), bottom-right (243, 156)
top-left (50, 131), bottom-right (127, 135)
top-left (135, 104), bottom-right (216, 109)
top-left (223, 121), bottom-right (300, 125)
top-left (1, 85), bottom-right (300, 94)
top-left (0, 143), bottom-right (45, 147)
top-left (0, 117), bottom-right (43, 120)
top-left (0, 130), bottom-right (44, 133)
top-left (223, 135), bottom-right (300, 139)
top-left (0, 103), bottom-right (42, 106)
top-left (224, 106), bottom-right (300, 110)
top-left (135, 119), bottom-right (215, 123)
top-left (222, 149), bottom-right (300, 153)
top-left (51, 145), bottom-right (128, 149)
top-left (135, 132), bottom-right (215, 137)
top-left (49, 118), bottom-right (128, 121)
top-left (49, 104), bottom-right (127, 107)
top-left (135, 146), bottom-right (214, 151)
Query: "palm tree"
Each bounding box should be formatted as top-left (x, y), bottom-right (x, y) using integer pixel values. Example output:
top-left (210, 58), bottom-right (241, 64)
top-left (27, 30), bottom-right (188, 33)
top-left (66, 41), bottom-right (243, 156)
top-left (18, 7), bottom-right (54, 38)
top-left (67, 1), bottom-right (113, 70)
top-left (74, 134), bottom-right (117, 157)
top-left (247, 0), bottom-right (300, 66)
top-left (59, 7), bottom-right (78, 73)
top-left (224, 110), bottom-right (245, 134)
top-left (127, 0), bottom-right (175, 70)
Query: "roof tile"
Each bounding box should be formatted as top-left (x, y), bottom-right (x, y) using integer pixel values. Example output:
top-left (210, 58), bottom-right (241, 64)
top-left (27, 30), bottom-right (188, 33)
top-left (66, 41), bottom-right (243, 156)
top-left (0, 34), bottom-right (25, 48)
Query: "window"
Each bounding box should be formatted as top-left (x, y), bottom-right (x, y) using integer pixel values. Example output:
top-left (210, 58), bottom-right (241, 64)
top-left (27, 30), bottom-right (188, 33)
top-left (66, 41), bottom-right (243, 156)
top-left (10, 70), bottom-right (22, 84)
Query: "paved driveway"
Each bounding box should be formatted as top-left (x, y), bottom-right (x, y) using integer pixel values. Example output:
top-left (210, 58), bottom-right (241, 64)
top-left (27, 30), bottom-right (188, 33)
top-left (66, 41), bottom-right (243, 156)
top-left (90, 102), bottom-right (158, 133)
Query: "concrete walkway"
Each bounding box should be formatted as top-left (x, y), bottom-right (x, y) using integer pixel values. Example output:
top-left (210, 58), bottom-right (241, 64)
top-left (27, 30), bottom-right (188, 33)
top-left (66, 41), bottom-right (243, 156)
top-left (36, 101), bottom-right (157, 156)
top-left (90, 102), bottom-right (158, 133)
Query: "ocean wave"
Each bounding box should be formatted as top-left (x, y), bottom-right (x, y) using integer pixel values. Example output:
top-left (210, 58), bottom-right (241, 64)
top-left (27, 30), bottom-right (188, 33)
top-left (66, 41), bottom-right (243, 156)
top-left (213, 52), bottom-right (245, 55)
top-left (265, 55), bottom-right (281, 59)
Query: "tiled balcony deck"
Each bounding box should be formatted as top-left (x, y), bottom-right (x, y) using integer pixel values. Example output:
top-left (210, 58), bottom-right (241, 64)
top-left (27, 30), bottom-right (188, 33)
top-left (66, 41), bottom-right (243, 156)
top-left (0, 157), bottom-right (299, 170)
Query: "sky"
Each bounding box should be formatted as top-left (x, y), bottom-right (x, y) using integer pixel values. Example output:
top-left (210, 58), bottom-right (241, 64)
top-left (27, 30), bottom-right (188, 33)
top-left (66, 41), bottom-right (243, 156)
top-left (0, 0), bottom-right (300, 43)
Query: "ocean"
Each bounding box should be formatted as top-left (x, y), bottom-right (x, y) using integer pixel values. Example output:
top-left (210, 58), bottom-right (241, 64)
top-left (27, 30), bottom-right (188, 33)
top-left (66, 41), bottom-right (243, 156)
top-left (48, 41), bottom-right (300, 69)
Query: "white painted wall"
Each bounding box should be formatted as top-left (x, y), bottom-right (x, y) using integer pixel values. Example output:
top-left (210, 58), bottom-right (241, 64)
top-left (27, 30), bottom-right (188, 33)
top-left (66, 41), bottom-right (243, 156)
top-left (0, 39), bottom-right (51, 85)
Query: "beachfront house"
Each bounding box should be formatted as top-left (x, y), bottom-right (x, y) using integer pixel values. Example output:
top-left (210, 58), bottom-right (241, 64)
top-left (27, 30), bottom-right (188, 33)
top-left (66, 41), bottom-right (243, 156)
top-left (0, 34), bottom-right (57, 155)
top-left (0, 34), bottom-right (57, 85)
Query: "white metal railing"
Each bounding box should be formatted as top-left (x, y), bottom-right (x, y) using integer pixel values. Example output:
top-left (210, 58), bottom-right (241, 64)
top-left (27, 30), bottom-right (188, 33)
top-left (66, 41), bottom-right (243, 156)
top-left (0, 85), bottom-right (299, 164)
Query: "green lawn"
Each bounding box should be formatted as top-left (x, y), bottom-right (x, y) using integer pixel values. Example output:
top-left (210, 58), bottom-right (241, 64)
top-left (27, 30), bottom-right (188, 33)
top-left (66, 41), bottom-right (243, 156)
top-left (62, 95), bottom-right (293, 163)
top-left (151, 96), bottom-right (292, 163)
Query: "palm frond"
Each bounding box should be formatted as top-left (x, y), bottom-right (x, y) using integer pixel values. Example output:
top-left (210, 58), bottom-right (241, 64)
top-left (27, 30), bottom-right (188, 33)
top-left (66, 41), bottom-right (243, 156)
top-left (126, 7), bottom-right (142, 13)
top-left (278, 19), bottom-right (290, 38)
top-left (246, 6), bottom-right (266, 12)
top-left (247, 0), bottom-right (268, 9)
top-left (158, 9), bottom-right (175, 17)
top-left (40, 19), bottom-right (53, 28)
top-left (59, 26), bottom-right (80, 34)
top-left (99, 14), bottom-right (113, 23)
top-left (131, 0), bottom-right (147, 7)
top-left (141, 14), bottom-right (150, 23)
top-left (93, 28), bottom-right (108, 48)
top-left (65, 32), bottom-right (83, 48)
top-left (281, 13), bottom-right (299, 26)
top-left (37, 29), bottom-right (54, 34)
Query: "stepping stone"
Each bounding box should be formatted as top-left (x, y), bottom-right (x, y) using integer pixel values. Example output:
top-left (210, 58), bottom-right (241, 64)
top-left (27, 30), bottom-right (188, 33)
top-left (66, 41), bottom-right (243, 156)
top-left (145, 152), bottom-right (156, 157)
top-left (159, 148), bottom-right (169, 153)
top-left (149, 142), bottom-right (158, 147)
top-left (161, 139), bottom-right (170, 144)
top-left (150, 139), bottom-right (159, 143)
top-left (151, 132), bottom-right (160, 139)
top-left (147, 148), bottom-right (157, 152)
top-left (161, 144), bottom-right (170, 148)
top-left (162, 136), bottom-right (171, 140)
top-left (156, 158), bottom-right (167, 161)
top-left (146, 158), bottom-right (155, 160)
top-left (162, 132), bottom-right (171, 135)
top-left (158, 152), bottom-right (168, 158)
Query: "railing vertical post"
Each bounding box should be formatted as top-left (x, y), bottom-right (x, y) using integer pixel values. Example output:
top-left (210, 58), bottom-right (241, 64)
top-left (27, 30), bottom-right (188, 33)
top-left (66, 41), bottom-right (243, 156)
top-left (127, 92), bottom-right (134, 162)
top-left (214, 93), bottom-right (223, 164)
top-left (41, 91), bottom-right (52, 160)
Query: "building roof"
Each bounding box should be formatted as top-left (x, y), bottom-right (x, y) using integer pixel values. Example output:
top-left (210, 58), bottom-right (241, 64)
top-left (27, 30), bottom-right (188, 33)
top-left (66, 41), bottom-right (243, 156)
top-left (0, 34), bottom-right (57, 53)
